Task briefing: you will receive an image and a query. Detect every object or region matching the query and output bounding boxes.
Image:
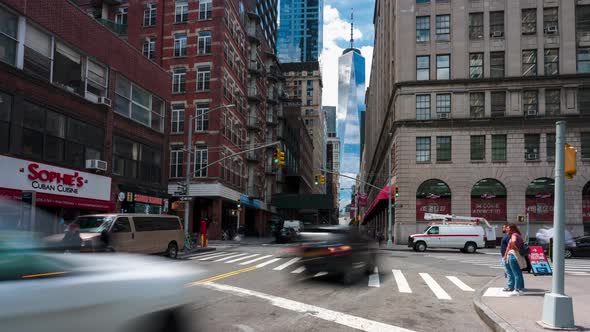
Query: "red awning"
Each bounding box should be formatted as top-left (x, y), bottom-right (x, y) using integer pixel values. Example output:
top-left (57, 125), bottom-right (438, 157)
top-left (364, 185), bottom-right (394, 219)
top-left (0, 188), bottom-right (115, 211)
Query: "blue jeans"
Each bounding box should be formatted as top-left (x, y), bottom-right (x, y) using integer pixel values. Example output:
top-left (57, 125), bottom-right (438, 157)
top-left (505, 254), bottom-right (525, 290)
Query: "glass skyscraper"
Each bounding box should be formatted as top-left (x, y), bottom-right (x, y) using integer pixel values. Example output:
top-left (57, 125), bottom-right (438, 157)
top-left (277, 0), bottom-right (323, 63)
top-left (338, 47), bottom-right (365, 203)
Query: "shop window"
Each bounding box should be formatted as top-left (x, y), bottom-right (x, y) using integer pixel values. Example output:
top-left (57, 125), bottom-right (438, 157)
top-left (526, 178), bottom-right (555, 222)
top-left (0, 6), bottom-right (18, 66)
top-left (471, 179), bottom-right (507, 221)
top-left (24, 23), bottom-right (52, 80)
top-left (416, 179), bottom-right (451, 220)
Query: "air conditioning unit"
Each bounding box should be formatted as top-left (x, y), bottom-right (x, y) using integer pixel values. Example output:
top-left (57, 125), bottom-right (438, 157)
top-left (526, 153), bottom-right (538, 160)
top-left (527, 109), bottom-right (538, 116)
top-left (438, 113), bottom-right (449, 119)
top-left (98, 97), bottom-right (112, 107)
top-left (86, 159), bottom-right (108, 172)
top-left (491, 31), bottom-right (504, 38)
top-left (545, 26), bottom-right (558, 34)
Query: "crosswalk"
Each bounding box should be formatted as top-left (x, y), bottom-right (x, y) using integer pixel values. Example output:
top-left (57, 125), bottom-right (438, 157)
top-left (186, 251), bottom-right (477, 301)
top-left (428, 254), bottom-right (590, 276)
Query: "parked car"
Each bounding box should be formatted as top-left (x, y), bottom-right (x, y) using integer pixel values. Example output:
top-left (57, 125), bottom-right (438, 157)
top-left (298, 226), bottom-right (377, 283)
top-left (44, 214), bottom-right (184, 258)
top-left (408, 224), bottom-right (486, 253)
top-left (276, 227), bottom-right (299, 243)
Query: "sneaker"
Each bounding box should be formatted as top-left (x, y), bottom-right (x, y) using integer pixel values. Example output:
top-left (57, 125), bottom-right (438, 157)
top-left (502, 287), bottom-right (514, 292)
top-left (509, 290), bottom-right (521, 296)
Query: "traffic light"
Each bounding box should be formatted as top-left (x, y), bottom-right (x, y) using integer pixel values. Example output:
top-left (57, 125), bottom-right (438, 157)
top-left (237, 198), bottom-right (241, 209)
top-left (395, 187), bottom-right (399, 198)
top-left (314, 175), bottom-right (319, 185)
top-left (565, 143), bottom-right (577, 180)
top-left (273, 149), bottom-right (279, 164)
top-left (278, 149), bottom-right (285, 166)
top-left (320, 175), bottom-right (325, 185)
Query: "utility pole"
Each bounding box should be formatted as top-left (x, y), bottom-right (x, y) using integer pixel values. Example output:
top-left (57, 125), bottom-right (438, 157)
top-left (387, 148), bottom-right (393, 248)
top-left (541, 121), bottom-right (574, 329)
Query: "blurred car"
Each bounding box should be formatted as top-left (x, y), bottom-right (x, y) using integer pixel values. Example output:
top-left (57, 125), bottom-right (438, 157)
top-left (565, 236), bottom-right (590, 258)
top-left (0, 248), bottom-right (206, 332)
top-left (298, 226), bottom-right (377, 283)
top-left (275, 227), bottom-right (299, 244)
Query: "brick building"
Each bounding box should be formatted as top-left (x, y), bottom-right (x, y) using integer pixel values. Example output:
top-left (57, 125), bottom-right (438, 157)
top-left (363, 0), bottom-right (590, 243)
top-left (0, 0), bottom-right (171, 234)
top-left (77, 0), bottom-right (283, 238)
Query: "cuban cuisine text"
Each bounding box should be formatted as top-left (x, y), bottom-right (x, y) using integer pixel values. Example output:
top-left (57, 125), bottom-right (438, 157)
top-left (27, 163), bottom-right (85, 194)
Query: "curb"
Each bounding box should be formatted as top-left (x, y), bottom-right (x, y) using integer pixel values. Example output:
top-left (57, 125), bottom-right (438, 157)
top-left (473, 275), bottom-right (519, 332)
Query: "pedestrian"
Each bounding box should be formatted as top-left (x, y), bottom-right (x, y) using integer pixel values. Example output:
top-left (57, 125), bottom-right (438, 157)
top-left (378, 231), bottom-right (384, 248)
top-left (503, 224), bottom-right (527, 295)
top-left (200, 217), bottom-right (208, 248)
top-left (500, 223), bottom-right (510, 282)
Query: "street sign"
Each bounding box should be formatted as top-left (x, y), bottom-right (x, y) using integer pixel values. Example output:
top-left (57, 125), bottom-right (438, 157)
top-left (517, 215), bottom-right (526, 224)
top-left (173, 191), bottom-right (184, 196)
top-left (178, 196), bottom-right (192, 201)
top-left (529, 246), bottom-right (552, 276)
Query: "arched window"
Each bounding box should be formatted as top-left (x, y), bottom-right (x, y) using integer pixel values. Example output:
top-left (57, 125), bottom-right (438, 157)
top-left (471, 179), bottom-right (507, 221)
top-left (525, 178), bottom-right (555, 222)
top-left (416, 179), bottom-right (451, 220)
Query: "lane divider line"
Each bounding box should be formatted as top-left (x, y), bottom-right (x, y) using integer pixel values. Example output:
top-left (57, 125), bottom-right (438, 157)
top-left (420, 273), bottom-right (452, 300)
top-left (189, 266), bottom-right (258, 285)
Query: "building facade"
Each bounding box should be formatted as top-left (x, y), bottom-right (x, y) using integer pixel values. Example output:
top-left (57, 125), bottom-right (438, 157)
top-left (79, 0), bottom-right (283, 238)
top-left (277, 0), bottom-right (323, 63)
top-left (363, 0), bottom-right (590, 243)
top-left (282, 62), bottom-right (326, 193)
top-left (0, 0), bottom-right (171, 234)
top-left (338, 47), bottom-right (366, 204)
top-left (324, 106), bottom-right (340, 213)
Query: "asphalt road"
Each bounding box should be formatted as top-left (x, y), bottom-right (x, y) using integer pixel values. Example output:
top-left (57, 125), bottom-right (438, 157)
top-left (176, 245), bottom-right (504, 332)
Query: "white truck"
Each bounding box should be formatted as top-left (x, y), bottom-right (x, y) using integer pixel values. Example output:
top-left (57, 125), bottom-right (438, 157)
top-left (408, 213), bottom-right (497, 253)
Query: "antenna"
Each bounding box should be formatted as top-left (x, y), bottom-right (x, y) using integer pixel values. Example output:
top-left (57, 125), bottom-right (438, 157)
top-left (350, 8), bottom-right (354, 49)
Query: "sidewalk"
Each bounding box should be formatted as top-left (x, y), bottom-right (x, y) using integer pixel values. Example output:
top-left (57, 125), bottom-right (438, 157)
top-left (475, 274), bottom-right (590, 331)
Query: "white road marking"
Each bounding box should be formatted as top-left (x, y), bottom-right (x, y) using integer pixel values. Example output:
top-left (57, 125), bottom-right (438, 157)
top-left (198, 252), bottom-right (234, 260)
top-left (368, 267), bottom-right (380, 288)
top-left (187, 251), bottom-right (222, 259)
top-left (567, 272), bottom-right (590, 275)
top-left (273, 257), bottom-right (301, 270)
top-left (291, 266), bottom-right (306, 274)
top-left (392, 269), bottom-right (412, 293)
top-left (420, 273), bottom-right (452, 300)
top-left (200, 282), bottom-right (416, 332)
top-left (225, 254), bottom-right (260, 263)
top-left (239, 255), bottom-right (273, 265)
top-left (214, 253), bottom-right (249, 262)
top-left (446, 276), bottom-right (474, 292)
top-left (255, 258), bottom-right (281, 268)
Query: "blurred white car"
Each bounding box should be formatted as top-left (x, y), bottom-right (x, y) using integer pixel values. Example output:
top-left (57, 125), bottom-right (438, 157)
top-left (0, 251), bottom-right (206, 332)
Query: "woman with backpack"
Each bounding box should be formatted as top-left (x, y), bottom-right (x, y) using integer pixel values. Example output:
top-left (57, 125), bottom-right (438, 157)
top-left (503, 223), bottom-right (527, 295)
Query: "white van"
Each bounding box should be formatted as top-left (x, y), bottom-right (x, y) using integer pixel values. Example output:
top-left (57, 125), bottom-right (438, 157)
top-left (408, 224), bottom-right (486, 253)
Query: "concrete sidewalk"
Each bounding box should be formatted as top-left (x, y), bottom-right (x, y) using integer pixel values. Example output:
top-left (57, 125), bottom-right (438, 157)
top-left (475, 273), bottom-right (590, 331)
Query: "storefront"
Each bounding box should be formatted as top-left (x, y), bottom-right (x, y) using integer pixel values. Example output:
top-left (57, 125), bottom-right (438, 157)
top-left (416, 179), bottom-right (452, 221)
top-left (0, 155), bottom-right (113, 234)
top-left (117, 189), bottom-right (168, 214)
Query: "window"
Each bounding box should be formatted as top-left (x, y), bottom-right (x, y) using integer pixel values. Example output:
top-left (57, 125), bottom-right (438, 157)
top-left (195, 102), bottom-right (209, 131)
top-left (490, 52), bottom-right (505, 78)
top-left (416, 0), bottom-right (430, 3)
top-left (471, 136), bottom-right (486, 161)
top-left (143, 37), bottom-right (155, 60)
top-left (53, 42), bottom-right (83, 95)
top-left (174, 33), bottom-right (187, 57)
top-left (544, 49), bottom-right (559, 76)
top-left (113, 136), bottom-right (161, 183)
top-left (436, 94), bottom-right (451, 114)
top-left (470, 93), bottom-right (485, 118)
top-left (492, 135), bottom-right (507, 161)
top-left (416, 137), bottom-right (431, 162)
top-left (490, 11), bottom-right (504, 37)
top-left (546, 134), bottom-right (555, 161)
top-left (143, 4), bottom-right (156, 27)
top-left (522, 9), bottom-right (536, 35)
top-left (115, 74), bottom-right (165, 132)
top-left (469, 53), bottom-right (483, 79)
top-left (523, 90), bottom-right (538, 116)
top-left (436, 136), bottom-right (452, 162)
top-left (172, 68), bottom-right (186, 93)
top-left (170, 144), bottom-right (184, 178)
top-left (24, 23), bottom-right (52, 80)
top-left (436, 55), bottom-right (450, 79)
top-left (582, 133), bottom-right (590, 159)
top-left (113, 218), bottom-right (131, 233)
top-left (175, 0), bottom-right (189, 23)
top-left (416, 16), bottom-right (430, 42)
top-left (194, 145), bottom-right (208, 177)
top-left (196, 65), bottom-right (211, 91)
top-left (199, 0), bottom-right (212, 20)
top-left (198, 31), bottom-right (212, 54)
top-left (416, 95), bottom-right (431, 120)
top-left (115, 7), bottom-right (128, 25)
top-left (85, 59), bottom-right (108, 101)
top-left (436, 15), bottom-right (450, 41)
top-left (543, 8), bottom-right (558, 33)
top-left (577, 48), bottom-right (590, 73)
top-left (579, 88), bottom-right (590, 115)
top-left (577, 5), bottom-right (590, 34)
top-left (469, 13), bottom-right (483, 40)
top-left (545, 89), bottom-right (560, 116)
top-left (522, 50), bottom-right (537, 76)
top-left (0, 6), bottom-right (18, 66)
top-left (525, 134), bottom-right (540, 160)
top-left (171, 104), bottom-right (184, 133)
top-left (491, 92), bottom-right (506, 117)
top-left (0, 92), bottom-right (11, 153)
top-left (416, 55), bottom-right (430, 80)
